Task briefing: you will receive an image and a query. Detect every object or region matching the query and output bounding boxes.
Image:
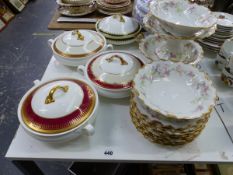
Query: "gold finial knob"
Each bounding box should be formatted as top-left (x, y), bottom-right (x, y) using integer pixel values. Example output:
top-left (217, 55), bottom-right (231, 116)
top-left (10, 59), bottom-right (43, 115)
top-left (72, 30), bottom-right (84, 41)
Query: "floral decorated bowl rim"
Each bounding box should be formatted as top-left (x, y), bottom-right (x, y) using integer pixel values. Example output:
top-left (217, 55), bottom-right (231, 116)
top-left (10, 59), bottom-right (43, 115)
top-left (149, 0), bottom-right (217, 29)
top-left (133, 61), bottom-right (217, 120)
top-left (139, 34), bottom-right (203, 65)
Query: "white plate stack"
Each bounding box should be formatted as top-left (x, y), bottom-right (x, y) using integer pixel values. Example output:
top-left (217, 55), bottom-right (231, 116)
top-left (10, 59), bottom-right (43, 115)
top-left (198, 12), bottom-right (233, 53)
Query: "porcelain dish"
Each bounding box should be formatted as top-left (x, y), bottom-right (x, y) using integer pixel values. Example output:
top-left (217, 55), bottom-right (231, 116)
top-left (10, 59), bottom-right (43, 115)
top-left (149, 0), bottom-right (217, 37)
top-left (58, 2), bottom-right (96, 16)
top-left (96, 0), bottom-right (132, 15)
top-left (133, 61), bottom-right (217, 120)
top-left (17, 78), bottom-right (99, 142)
top-left (143, 14), bottom-right (217, 40)
top-left (58, 0), bottom-right (93, 6)
top-left (48, 30), bottom-right (112, 66)
top-left (78, 51), bottom-right (144, 98)
top-left (139, 34), bottom-right (203, 64)
top-left (61, 0), bottom-right (92, 5)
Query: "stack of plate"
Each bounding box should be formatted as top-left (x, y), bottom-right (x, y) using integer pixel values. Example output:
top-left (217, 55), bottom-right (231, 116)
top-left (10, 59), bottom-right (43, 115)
top-left (96, 0), bottom-right (132, 15)
top-left (56, 0), bottom-right (97, 17)
top-left (131, 61), bottom-right (217, 146)
top-left (96, 15), bottom-right (142, 45)
top-left (132, 0), bottom-right (152, 25)
top-left (198, 12), bottom-right (233, 53)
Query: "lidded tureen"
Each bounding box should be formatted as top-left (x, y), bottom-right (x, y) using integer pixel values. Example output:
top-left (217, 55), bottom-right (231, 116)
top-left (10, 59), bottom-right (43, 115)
top-left (96, 15), bottom-right (142, 45)
top-left (130, 61), bottom-right (217, 145)
top-left (18, 78), bottom-right (99, 141)
top-left (78, 51), bottom-right (144, 98)
top-left (49, 30), bottom-right (112, 66)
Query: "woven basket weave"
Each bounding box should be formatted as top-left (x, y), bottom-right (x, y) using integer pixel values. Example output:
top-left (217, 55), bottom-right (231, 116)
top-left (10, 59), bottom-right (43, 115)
top-left (130, 96), bottom-right (212, 146)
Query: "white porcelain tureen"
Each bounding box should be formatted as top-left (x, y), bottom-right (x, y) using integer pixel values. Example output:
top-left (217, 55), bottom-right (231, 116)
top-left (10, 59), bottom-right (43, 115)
top-left (48, 30), bottom-right (112, 66)
top-left (78, 51), bottom-right (144, 98)
top-left (18, 78), bottom-right (99, 142)
top-left (96, 15), bottom-right (142, 44)
top-left (149, 0), bottom-right (217, 37)
top-left (133, 61), bottom-right (217, 120)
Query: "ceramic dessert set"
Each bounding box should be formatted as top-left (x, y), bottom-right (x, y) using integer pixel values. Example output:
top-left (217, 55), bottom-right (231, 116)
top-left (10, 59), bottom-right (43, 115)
top-left (131, 61), bottom-right (217, 145)
top-left (96, 0), bottom-right (132, 15)
top-left (56, 0), bottom-right (97, 16)
top-left (96, 15), bottom-right (142, 45)
top-left (198, 12), bottom-right (233, 53)
top-left (18, 1), bottom-right (222, 145)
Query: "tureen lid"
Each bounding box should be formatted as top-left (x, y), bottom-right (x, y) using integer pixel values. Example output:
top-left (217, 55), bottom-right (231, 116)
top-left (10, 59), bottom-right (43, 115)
top-left (133, 61), bottom-right (217, 120)
top-left (20, 79), bottom-right (96, 134)
top-left (53, 30), bottom-right (105, 58)
top-left (87, 51), bottom-right (144, 90)
top-left (96, 15), bottom-right (141, 36)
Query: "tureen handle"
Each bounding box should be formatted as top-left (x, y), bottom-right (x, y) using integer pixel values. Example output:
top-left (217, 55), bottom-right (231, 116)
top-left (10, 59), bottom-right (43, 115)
top-left (48, 39), bottom-right (54, 48)
top-left (113, 14), bottom-right (125, 23)
top-left (77, 65), bottom-right (85, 76)
top-left (106, 44), bottom-right (113, 50)
top-left (82, 124), bottom-right (95, 136)
top-left (45, 85), bottom-right (69, 104)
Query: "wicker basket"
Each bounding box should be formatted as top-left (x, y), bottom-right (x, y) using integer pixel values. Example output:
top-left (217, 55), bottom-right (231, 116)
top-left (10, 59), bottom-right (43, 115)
top-left (130, 95), bottom-right (212, 146)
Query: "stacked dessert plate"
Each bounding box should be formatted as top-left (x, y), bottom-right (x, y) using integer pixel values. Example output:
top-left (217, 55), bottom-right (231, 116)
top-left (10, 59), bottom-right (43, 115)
top-left (131, 61), bottom-right (217, 145)
top-left (198, 12), bottom-right (233, 53)
top-left (96, 0), bottom-right (132, 15)
top-left (56, 0), bottom-right (97, 17)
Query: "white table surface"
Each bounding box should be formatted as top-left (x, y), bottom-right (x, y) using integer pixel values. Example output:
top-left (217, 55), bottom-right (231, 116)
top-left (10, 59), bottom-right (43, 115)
top-left (6, 44), bottom-right (233, 163)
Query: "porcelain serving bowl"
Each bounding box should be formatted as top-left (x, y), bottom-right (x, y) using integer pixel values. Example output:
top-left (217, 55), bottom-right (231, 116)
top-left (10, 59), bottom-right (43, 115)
top-left (139, 34), bottom-right (203, 64)
top-left (78, 51), bottom-right (144, 98)
top-left (48, 30), bottom-right (112, 66)
top-left (17, 78), bottom-right (99, 142)
top-left (149, 0), bottom-right (217, 37)
top-left (58, 2), bottom-right (97, 16)
top-left (133, 61), bottom-right (217, 120)
top-left (144, 13), bottom-right (217, 40)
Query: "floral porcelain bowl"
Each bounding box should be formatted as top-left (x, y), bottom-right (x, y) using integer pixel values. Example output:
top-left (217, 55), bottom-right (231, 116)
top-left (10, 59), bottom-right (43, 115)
top-left (17, 78), bottom-right (99, 142)
top-left (78, 51), bottom-right (144, 98)
top-left (139, 34), bottom-right (203, 64)
top-left (149, 0), bottom-right (217, 37)
top-left (143, 14), bottom-right (217, 40)
top-left (133, 61), bottom-right (217, 120)
top-left (48, 30), bottom-right (112, 66)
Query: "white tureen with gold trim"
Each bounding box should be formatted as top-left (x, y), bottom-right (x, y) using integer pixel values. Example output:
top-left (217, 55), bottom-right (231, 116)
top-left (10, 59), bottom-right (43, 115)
top-left (48, 30), bottom-right (112, 66)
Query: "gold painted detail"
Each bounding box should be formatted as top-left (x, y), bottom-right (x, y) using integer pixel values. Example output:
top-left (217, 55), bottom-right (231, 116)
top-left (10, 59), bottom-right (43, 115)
top-left (72, 30), bottom-right (84, 41)
top-left (45, 85), bottom-right (69, 104)
top-left (113, 14), bottom-right (125, 23)
top-left (106, 55), bottom-right (128, 65)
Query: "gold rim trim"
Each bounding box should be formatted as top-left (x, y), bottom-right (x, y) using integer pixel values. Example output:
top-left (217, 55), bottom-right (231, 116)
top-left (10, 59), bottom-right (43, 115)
top-left (53, 32), bottom-right (105, 59)
top-left (21, 80), bottom-right (96, 134)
